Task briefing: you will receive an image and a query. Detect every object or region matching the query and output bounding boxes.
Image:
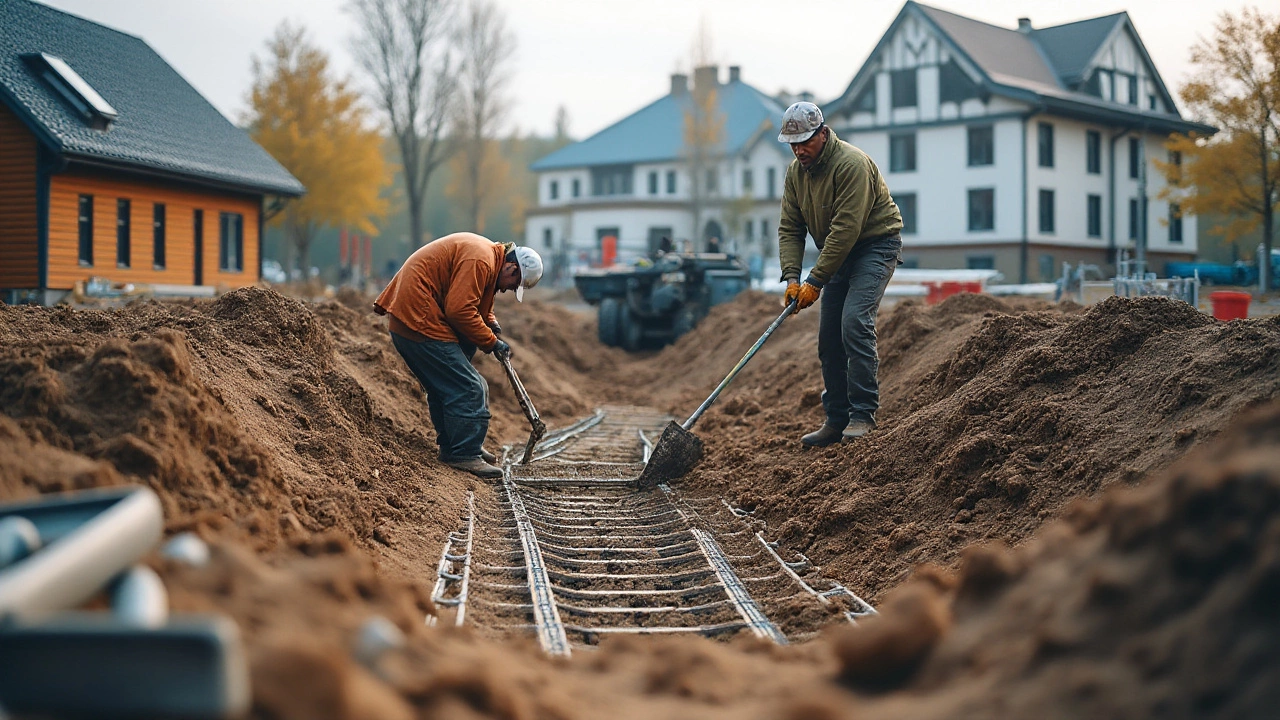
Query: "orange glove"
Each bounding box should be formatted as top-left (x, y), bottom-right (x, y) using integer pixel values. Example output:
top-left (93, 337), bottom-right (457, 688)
top-left (784, 281), bottom-right (801, 308)
top-left (796, 282), bottom-right (821, 311)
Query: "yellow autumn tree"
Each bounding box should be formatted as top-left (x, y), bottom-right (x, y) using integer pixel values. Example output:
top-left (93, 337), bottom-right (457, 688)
top-left (1158, 7), bottom-right (1279, 288)
top-left (247, 22), bottom-right (390, 273)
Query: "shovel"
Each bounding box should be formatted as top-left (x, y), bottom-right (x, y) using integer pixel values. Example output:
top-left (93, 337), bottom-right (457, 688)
top-left (637, 300), bottom-right (798, 488)
top-left (497, 352), bottom-right (547, 464)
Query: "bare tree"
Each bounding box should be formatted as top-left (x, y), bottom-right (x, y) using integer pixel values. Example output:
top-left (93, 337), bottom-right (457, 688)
top-left (450, 0), bottom-right (516, 230)
top-left (682, 20), bottom-right (725, 251)
top-left (349, 0), bottom-right (457, 247)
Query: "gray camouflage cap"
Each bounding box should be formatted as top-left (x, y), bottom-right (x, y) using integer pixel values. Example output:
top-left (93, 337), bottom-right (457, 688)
top-left (778, 101), bottom-right (824, 143)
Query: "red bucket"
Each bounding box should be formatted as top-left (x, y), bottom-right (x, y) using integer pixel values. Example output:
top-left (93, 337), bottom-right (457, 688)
top-left (1209, 291), bottom-right (1251, 321)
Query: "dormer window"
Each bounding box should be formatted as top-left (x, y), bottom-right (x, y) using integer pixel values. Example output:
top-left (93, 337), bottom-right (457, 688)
top-left (24, 53), bottom-right (117, 130)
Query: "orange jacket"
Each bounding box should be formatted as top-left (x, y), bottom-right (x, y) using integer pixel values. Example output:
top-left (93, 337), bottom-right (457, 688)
top-left (374, 232), bottom-right (507, 350)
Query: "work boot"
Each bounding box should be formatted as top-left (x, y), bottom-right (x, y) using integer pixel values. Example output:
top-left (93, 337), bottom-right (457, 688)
top-left (842, 420), bottom-right (876, 441)
top-left (480, 448), bottom-right (497, 464)
top-left (444, 457), bottom-right (503, 479)
top-left (801, 423), bottom-right (844, 447)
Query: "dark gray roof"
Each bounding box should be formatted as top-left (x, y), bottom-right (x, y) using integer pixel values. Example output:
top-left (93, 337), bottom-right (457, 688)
top-left (531, 77), bottom-right (789, 171)
top-left (0, 0), bottom-right (304, 196)
top-left (1031, 13), bottom-right (1126, 85)
top-left (828, 1), bottom-right (1213, 137)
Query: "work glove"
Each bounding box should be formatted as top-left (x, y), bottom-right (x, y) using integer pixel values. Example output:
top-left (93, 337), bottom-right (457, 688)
top-left (796, 281), bottom-right (821, 312)
top-left (489, 339), bottom-right (512, 359)
top-left (487, 320), bottom-right (502, 336)
top-left (784, 281), bottom-right (801, 309)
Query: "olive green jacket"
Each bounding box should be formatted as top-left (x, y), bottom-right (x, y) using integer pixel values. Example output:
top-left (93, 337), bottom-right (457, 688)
top-left (778, 129), bottom-right (903, 286)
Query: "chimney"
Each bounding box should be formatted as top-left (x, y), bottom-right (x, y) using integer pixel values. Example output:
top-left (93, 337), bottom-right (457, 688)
top-left (693, 64), bottom-right (719, 92)
top-left (728, 65), bottom-right (741, 83)
top-left (671, 73), bottom-right (688, 96)
top-left (1017, 17), bottom-right (1032, 33)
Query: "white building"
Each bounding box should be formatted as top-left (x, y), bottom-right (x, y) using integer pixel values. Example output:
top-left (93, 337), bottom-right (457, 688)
top-left (526, 66), bottom-right (794, 283)
top-left (824, 2), bottom-right (1214, 282)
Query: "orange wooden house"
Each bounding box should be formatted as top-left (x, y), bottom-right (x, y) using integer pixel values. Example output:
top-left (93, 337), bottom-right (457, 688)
top-left (0, 0), bottom-right (304, 305)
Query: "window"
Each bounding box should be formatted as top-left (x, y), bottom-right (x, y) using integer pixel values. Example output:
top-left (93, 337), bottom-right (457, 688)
top-left (1168, 149), bottom-right (1182, 184)
top-left (666, 170), bottom-right (676, 194)
top-left (1127, 74), bottom-right (1138, 105)
top-left (900, 257), bottom-right (920, 269)
top-left (967, 125), bottom-right (993, 166)
top-left (193, 209), bottom-right (203, 285)
top-left (572, 178), bottom-right (581, 198)
top-left (760, 219), bottom-right (769, 241)
top-left (766, 167), bottom-right (777, 199)
top-left (1129, 137), bottom-right (1141, 179)
top-left (968, 188), bottom-right (994, 231)
top-left (116, 198), bottom-right (130, 268)
top-left (648, 171), bottom-right (658, 196)
top-left (1129, 198), bottom-right (1140, 240)
top-left (542, 227), bottom-right (553, 249)
top-left (219, 212), bottom-right (244, 272)
top-left (853, 83), bottom-right (876, 112)
top-left (1037, 123), bottom-right (1054, 168)
top-left (1148, 95), bottom-right (1157, 111)
top-left (549, 180), bottom-right (559, 200)
top-left (152, 203), bottom-right (166, 268)
top-left (77, 194), bottom-right (93, 266)
top-left (890, 68), bottom-right (917, 108)
top-left (742, 168), bottom-right (754, 194)
top-left (1038, 189), bottom-right (1055, 233)
top-left (746, 219), bottom-right (755, 241)
top-left (1169, 203), bottom-right (1183, 244)
top-left (966, 255), bottom-right (995, 270)
top-left (1038, 254), bottom-right (1055, 282)
top-left (1087, 194), bottom-right (1102, 238)
top-left (591, 165), bottom-right (633, 196)
top-left (940, 60), bottom-right (982, 104)
top-left (1086, 130), bottom-right (1101, 174)
top-left (705, 168), bottom-right (718, 194)
top-left (647, 226), bottom-right (673, 255)
top-left (889, 133), bottom-right (916, 172)
top-left (896, 193), bottom-right (917, 235)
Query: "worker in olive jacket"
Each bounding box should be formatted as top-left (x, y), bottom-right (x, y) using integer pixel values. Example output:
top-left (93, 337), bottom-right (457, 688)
top-left (777, 101), bottom-right (903, 446)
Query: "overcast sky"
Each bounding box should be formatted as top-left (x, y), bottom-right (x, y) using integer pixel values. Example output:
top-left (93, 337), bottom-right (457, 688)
top-left (42, 0), bottom-right (1249, 139)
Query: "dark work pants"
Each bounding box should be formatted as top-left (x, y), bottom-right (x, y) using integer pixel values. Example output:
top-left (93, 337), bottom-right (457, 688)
top-left (817, 234), bottom-right (902, 428)
top-left (390, 332), bottom-right (490, 462)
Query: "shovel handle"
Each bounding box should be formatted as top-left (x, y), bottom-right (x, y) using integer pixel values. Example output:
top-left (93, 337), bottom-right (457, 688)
top-left (682, 299), bottom-right (797, 431)
top-left (498, 353), bottom-right (541, 428)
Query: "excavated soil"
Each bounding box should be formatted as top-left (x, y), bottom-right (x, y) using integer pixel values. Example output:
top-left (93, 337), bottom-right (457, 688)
top-left (2, 286), bottom-right (1278, 719)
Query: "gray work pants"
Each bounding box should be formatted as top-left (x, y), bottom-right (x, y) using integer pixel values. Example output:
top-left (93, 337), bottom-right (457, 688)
top-left (817, 234), bottom-right (902, 428)
top-left (390, 332), bottom-right (490, 462)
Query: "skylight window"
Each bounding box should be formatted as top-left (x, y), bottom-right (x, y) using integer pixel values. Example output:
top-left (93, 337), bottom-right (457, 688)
top-left (25, 53), bottom-right (117, 130)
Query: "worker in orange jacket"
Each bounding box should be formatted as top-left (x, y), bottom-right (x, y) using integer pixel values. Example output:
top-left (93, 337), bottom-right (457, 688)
top-left (375, 232), bottom-right (543, 478)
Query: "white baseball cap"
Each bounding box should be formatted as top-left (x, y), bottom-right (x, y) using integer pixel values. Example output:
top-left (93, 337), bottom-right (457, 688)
top-left (513, 246), bottom-right (543, 302)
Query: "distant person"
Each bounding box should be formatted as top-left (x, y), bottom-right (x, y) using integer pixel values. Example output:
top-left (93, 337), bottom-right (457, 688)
top-left (374, 233), bottom-right (544, 478)
top-left (657, 236), bottom-right (675, 256)
top-left (705, 236), bottom-right (721, 253)
top-left (776, 101), bottom-right (903, 446)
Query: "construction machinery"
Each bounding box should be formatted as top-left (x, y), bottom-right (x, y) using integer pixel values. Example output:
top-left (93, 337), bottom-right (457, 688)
top-left (574, 253), bottom-right (751, 351)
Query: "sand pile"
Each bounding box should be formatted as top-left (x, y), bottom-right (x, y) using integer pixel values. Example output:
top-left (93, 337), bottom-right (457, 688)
top-left (672, 293), bottom-right (1280, 600)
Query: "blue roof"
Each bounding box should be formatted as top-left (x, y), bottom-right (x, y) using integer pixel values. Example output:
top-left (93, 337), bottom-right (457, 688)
top-left (531, 79), bottom-right (788, 171)
top-left (0, 0), bottom-right (304, 196)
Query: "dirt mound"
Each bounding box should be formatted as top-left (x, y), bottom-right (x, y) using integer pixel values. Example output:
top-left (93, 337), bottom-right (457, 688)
top-left (836, 398), bottom-right (1280, 718)
top-left (677, 295), bottom-right (1280, 600)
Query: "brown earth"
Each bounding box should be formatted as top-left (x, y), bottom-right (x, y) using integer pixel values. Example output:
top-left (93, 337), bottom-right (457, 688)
top-left (1, 286), bottom-right (1278, 718)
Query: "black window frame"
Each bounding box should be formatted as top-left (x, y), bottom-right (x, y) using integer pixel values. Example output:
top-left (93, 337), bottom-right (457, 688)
top-left (896, 192), bottom-right (917, 235)
top-left (152, 202), bottom-right (166, 269)
top-left (77, 194), bottom-right (93, 266)
top-left (1169, 203), bottom-right (1184, 244)
top-left (219, 211), bottom-right (244, 272)
top-left (1086, 130), bottom-right (1102, 174)
top-left (571, 178), bottom-right (581, 198)
top-left (1129, 137), bottom-right (1141, 179)
top-left (742, 168), bottom-right (753, 194)
top-left (766, 167), bottom-right (777, 199)
top-left (966, 255), bottom-right (995, 270)
top-left (1127, 74), bottom-right (1138, 105)
top-left (591, 165), bottom-right (633, 197)
top-left (1087, 194), bottom-right (1103, 238)
top-left (890, 68), bottom-right (917, 108)
top-left (1037, 122), bottom-right (1054, 168)
top-left (542, 227), bottom-right (553, 249)
top-left (968, 188), bottom-right (995, 232)
top-left (116, 198), bottom-right (130, 268)
top-left (889, 132), bottom-right (916, 173)
top-left (1038, 189), bottom-right (1055, 234)
top-left (1129, 198), bottom-right (1140, 240)
top-left (647, 171), bottom-right (658, 196)
top-left (549, 180), bottom-right (559, 200)
top-left (967, 125), bottom-right (994, 167)
top-left (665, 170), bottom-right (676, 195)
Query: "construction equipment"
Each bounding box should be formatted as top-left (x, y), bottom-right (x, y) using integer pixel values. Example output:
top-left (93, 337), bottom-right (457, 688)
top-left (575, 253), bottom-right (751, 351)
top-left (637, 300), bottom-right (797, 488)
top-left (497, 352), bottom-right (546, 464)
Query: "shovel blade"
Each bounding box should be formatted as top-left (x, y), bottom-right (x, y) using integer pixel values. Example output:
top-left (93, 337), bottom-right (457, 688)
top-left (636, 421), bottom-right (704, 488)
